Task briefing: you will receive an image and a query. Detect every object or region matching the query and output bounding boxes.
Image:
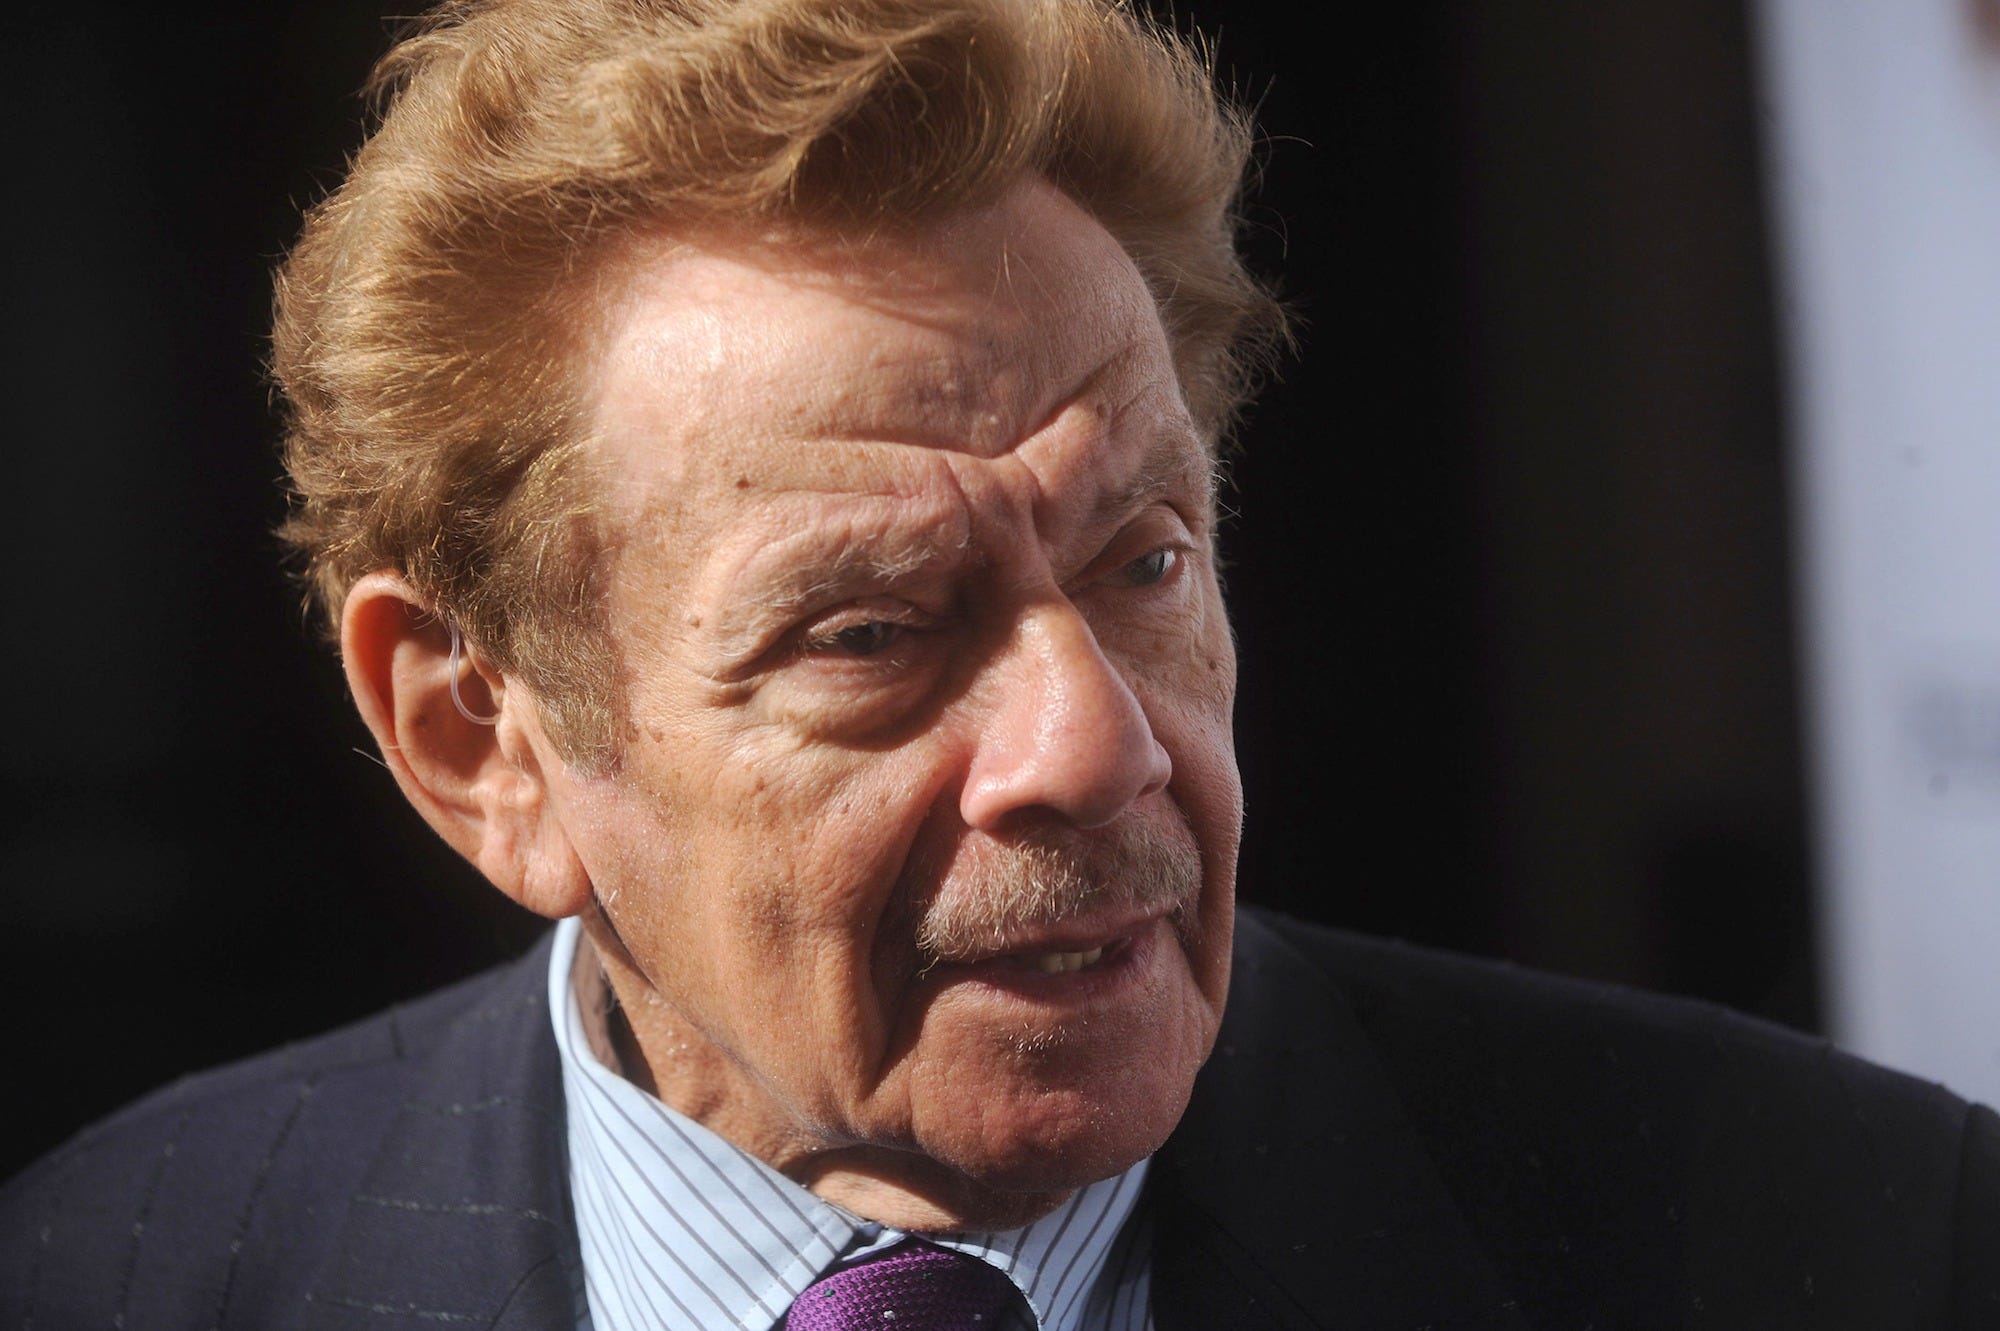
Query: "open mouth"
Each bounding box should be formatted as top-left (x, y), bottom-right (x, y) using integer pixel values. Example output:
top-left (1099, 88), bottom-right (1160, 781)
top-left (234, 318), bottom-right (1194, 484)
top-left (912, 902), bottom-right (1176, 991)
top-left (936, 923), bottom-right (1151, 980)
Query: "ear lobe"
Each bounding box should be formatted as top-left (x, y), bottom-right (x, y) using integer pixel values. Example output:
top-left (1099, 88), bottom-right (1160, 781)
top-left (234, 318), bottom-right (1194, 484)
top-left (340, 571), bottom-right (594, 919)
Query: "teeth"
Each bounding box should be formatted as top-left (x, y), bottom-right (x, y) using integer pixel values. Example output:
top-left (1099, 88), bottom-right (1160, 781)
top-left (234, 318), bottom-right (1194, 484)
top-left (1031, 946), bottom-right (1105, 974)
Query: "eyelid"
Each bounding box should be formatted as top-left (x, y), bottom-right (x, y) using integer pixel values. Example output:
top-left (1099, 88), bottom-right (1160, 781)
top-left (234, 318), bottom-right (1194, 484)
top-left (795, 599), bottom-right (937, 657)
top-left (1072, 503), bottom-right (1198, 587)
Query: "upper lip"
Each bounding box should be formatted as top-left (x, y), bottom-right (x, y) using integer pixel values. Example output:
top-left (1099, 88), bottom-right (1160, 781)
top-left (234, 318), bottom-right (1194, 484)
top-left (928, 903), bottom-right (1168, 965)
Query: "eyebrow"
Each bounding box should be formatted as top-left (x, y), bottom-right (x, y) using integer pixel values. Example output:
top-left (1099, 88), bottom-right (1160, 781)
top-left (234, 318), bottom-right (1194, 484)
top-left (698, 523), bottom-right (968, 673)
top-left (755, 539), bottom-right (953, 619)
top-left (1097, 426), bottom-right (1218, 522)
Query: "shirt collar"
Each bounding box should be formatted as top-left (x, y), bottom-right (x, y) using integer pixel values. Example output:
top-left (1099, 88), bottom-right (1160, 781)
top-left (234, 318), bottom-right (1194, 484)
top-left (546, 916), bottom-right (1149, 1331)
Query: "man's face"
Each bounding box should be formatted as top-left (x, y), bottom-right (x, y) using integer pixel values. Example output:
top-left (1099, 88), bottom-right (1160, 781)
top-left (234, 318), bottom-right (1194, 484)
top-left (539, 178), bottom-right (1240, 1222)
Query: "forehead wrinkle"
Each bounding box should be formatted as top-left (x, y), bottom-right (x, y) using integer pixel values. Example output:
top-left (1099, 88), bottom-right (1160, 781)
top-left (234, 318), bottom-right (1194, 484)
top-left (754, 539), bottom-right (955, 619)
top-left (615, 434), bottom-right (941, 556)
top-left (974, 329), bottom-right (1157, 475)
top-left (798, 251), bottom-right (1159, 458)
top-left (1014, 353), bottom-right (1213, 528)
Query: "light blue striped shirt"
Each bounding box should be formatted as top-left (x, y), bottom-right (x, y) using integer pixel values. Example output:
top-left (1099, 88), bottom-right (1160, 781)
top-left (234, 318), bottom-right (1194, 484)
top-left (548, 918), bottom-right (1155, 1331)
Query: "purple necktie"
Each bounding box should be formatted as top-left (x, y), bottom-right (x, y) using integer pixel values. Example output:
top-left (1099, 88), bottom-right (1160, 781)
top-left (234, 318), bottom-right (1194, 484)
top-left (783, 1241), bottom-right (1017, 1331)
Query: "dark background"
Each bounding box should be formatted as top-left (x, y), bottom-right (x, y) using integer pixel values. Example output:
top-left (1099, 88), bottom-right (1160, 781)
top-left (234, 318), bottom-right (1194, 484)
top-left (1, 2), bottom-right (1809, 1179)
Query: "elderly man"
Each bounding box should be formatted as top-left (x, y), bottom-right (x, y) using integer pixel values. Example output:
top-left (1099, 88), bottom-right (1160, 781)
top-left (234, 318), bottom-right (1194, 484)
top-left (4, 0), bottom-right (1995, 1327)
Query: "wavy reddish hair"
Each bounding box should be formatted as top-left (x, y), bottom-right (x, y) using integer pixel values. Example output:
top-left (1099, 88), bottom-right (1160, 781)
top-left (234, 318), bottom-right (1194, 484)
top-left (272, 0), bottom-right (1284, 770)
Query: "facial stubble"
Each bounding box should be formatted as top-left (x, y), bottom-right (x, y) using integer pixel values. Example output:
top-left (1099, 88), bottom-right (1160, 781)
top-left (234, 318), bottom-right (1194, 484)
top-left (908, 815), bottom-right (1206, 966)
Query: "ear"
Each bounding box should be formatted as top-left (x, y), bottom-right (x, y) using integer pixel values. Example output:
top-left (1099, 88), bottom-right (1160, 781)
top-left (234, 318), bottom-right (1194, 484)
top-left (340, 571), bottom-right (594, 919)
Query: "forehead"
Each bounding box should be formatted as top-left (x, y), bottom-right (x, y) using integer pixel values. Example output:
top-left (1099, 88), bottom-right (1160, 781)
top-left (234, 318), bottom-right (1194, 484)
top-left (583, 179), bottom-right (1205, 589)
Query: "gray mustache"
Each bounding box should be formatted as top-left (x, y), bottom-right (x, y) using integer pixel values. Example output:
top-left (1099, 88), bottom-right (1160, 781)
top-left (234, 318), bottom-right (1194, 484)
top-left (913, 820), bottom-right (1203, 961)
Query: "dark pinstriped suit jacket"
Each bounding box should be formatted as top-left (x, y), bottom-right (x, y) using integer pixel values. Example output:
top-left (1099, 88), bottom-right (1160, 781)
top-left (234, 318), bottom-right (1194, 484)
top-left (6, 909), bottom-right (1997, 1329)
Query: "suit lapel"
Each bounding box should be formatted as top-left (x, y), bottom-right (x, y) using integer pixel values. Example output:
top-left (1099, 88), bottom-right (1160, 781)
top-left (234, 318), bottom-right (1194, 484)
top-left (302, 937), bottom-right (583, 1330)
top-left (1150, 911), bottom-right (1529, 1331)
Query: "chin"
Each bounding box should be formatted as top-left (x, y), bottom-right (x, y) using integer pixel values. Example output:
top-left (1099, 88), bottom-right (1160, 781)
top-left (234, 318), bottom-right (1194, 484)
top-left (880, 1091), bottom-right (1184, 1232)
top-left (908, 998), bottom-right (1218, 1201)
top-left (972, 1093), bottom-right (1190, 1194)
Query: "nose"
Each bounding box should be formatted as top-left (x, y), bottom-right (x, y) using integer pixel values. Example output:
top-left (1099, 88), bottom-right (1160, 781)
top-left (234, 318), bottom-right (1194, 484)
top-left (959, 604), bottom-right (1173, 831)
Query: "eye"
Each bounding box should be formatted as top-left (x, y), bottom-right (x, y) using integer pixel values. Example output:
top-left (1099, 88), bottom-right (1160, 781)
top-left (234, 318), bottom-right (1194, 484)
top-left (823, 621), bottom-right (902, 657)
top-left (1110, 546), bottom-right (1180, 588)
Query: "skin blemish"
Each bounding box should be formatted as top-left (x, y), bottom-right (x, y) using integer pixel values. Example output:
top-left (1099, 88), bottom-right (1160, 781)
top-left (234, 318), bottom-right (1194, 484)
top-left (736, 477), bottom-right (751, 489)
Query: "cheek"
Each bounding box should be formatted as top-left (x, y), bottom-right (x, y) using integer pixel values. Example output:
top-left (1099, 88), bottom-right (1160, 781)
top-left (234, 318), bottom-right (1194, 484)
top-left (609, 721), bottom-right (956, 961)
top-left (1145, 586), bottom-right (1241, 936)
top-left (1131, 579), bottom-right (1239, 779)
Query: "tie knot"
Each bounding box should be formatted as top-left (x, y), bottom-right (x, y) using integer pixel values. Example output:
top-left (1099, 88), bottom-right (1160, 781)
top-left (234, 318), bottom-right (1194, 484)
top-left (784, 1240), bottom-right (1017, 1331)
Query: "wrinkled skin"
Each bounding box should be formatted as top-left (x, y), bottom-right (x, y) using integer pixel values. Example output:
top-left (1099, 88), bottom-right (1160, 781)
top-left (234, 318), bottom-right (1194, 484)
top-left (533, 178), bottom-right (1242, 1230)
